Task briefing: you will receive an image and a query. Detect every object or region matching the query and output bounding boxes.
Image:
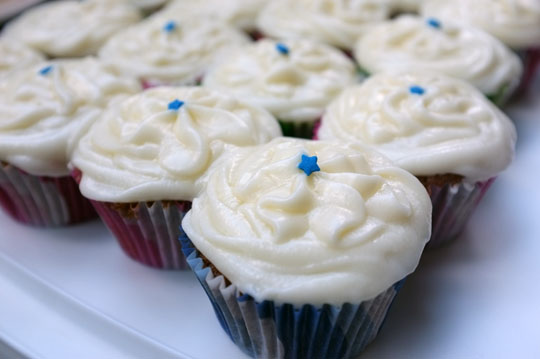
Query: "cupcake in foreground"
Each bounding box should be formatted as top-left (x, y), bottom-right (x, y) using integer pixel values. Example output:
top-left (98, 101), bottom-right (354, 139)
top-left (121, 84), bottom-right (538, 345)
top-left (71, 87), bottom-right (281, 269)
top-left (421, 0), bottom-right (540, 91)
top-left (0, 58), bottom-right (141, 227)
top-left (181, 137), bottom-right (432, 358)
top-left (257, 0), bottom-right (391, 51)
top-left (203, 39), bottom-right (357, 138)
top-left (355, 15), bottom-right (523, 105)
top-left (317, 72), bottom-right (517, 247)
top-left (0, 38), bottom-right (45, 79)
top-left (3, 0), bottom-right (141, 58)
top-left (99, 15), bottom-right (249, 88)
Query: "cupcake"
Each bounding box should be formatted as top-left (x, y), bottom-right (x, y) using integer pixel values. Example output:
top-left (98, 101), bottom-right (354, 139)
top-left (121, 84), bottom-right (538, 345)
top-left (99, 15), bottom-right (249, 88)
top-left (317, 72), bottom-right (517, 247)
top-left (0, 38), bottom-right (45, 79)
top-left (354, 15), bottom-right (523, 105)
top-left (160, 0), bottom-right (267, 33)
top-left (422, 0), bottom-right (540, 91)
top-left (203, 39), bottom-right (357, 138)
top-left (181, 137), bottom-right (432, 358)
top-left (3, 0), bottom-right (141, 58)
top-left (71, 87), bottom-right (282, 269)
top-left (257, 0), bottom-right (391, 51)
top-left (0, 58), bottom-right (141, 227)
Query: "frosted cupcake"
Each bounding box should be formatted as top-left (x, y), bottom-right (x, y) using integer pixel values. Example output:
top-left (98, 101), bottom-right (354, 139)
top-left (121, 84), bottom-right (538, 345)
top-left (71, 87), bottom-right (281, 269)
top-left (355, 16), bottom-right (523, 105)
top-left (160, 0), bottom-right (267, 33)
top-left (203, 39), bottom-right (357, 138)
top-left (422, 0), bottom-right (540, 91)
top-left (99, 15), bottom-right (249, 88)
top-left (181, 137), bottom-right (432, 358)
top-left (3, 0), bottom-right (141, 58)
top-left (317, 72), bottom-right (517, 247)
top-left (0, 38), bottom-right (45, 79)
top-left (0, 58), bottom-right (141, 227)
top-left (257, 0), bottom-right (391, 51)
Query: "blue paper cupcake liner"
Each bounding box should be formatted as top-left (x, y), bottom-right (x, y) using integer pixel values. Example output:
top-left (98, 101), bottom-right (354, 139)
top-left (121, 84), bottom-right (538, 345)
top-left (180, 235), bottom-right (405, 359)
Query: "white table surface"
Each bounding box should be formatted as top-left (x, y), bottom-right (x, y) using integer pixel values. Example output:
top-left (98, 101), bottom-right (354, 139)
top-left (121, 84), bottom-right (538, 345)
top-left (0, 75), bottom-right (539, 359)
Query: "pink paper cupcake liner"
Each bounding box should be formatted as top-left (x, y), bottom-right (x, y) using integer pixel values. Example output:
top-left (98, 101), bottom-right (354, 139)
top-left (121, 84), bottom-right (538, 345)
top-left (0, 163), bottom-right (96, 226)
top-left (90, 199), bottom-right (192, 270)
top-left (427, 178), bottom-right (495, 248)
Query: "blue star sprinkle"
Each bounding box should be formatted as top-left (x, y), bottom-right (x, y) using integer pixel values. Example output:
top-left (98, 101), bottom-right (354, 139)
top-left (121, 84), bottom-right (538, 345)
top-left (298, 154), bottom-right (320, 176)
top-left (409, 85), bottom-right (425, 95)
top-left (38, 65), bottom-right (53, 76)
top-left (426, 17), bottom-right (442, 29)
top-left (276, 43), bottom-right (290, 55)
top-left (168, 99), bottom-right (185, 110)
top-left (163, 21), bottom-right (177, 33)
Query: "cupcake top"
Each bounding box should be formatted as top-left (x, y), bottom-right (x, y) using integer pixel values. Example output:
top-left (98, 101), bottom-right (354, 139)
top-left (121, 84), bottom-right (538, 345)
top-left (3, 0), bottom-right (141, 57)
top-left (355, 16), bottom-right (523, 96)
top-left (0, 58), bottom-right (141, 177)
top-left (71, 87), bottom-right (282, 203)
top-left (421, 0), bottom-right (540, 49)
top-left (161, 0), bottom-right (267, 30)
top-left (99, 16), bottom-right (249, 85)
top-left (318, 72), bottom-right (517, 181)
top-left (257, 0), bottom-right (391, 49)
top-left (203, 39), bottom-right (357, 123)
top-left (0, 38), bottom-right (45, 78)
top-left (182, 137), bottom-right (432, 306)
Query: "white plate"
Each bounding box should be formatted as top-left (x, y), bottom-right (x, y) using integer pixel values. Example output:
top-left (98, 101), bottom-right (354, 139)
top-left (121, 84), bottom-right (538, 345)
top-left (1, 75), bottom-right (539, 359)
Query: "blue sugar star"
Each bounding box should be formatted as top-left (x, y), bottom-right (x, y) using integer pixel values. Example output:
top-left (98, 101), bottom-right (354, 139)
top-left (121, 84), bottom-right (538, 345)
top-left (168, 99), bottom-right (185, 110)
top-left (276, 43), bottom-right (290, 55)
top-left (426, 17), bottom-right (442, 29)
top-left (298, 154), bottom-right (320, 176)
top-left (163, 21), bottom-right (177, 33)
top-left (409, 85), bottom-right (425, 95)
top-left (38, 65), bottom-right (53, 76)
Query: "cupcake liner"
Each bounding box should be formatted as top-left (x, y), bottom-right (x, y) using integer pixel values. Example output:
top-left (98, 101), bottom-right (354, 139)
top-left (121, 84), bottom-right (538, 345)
top-left (180, 235), bottom-right (405, 359)
top-left (518, 48), bottom-right (540, 94)
top-left (486, 84), bottom-right (513, 107)
top-left (141, 76), bottom-right (202, 89)
top-left (0, 163), bottom-right (96, 227)
top-left (427, 178), bottom-right (495, 248)
top-left (91, 199), bottom-right (191, 269)
top-left (279, 119), bottom-right (318, 139)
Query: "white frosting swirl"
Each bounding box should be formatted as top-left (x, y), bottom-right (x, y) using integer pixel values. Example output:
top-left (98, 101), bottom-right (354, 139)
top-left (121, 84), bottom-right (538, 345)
top-left (0, 58), bottom-right (142, 177)
top-left (182, 137), bottom-right (432, 305)
top-left (203, 39), bottom-right (357, 123)
top-left (0, 38), bottom-right (45, 79)
top-left (162, 0), bottom-right (267, 30)
top-left (71, 87), bottom-right (282, 202)
top-left (99, 15), bottom-right (249, 85)
top-left (3, 0), bottom-right (141, 57)
top-left (421, 0), bottom-right (540, 49)
top-left (257, 0), bottom-right (391, 49)
top-left (355, 16), bottom-right (523, 96)
top-left (318, 72), bottom-right (517, 181)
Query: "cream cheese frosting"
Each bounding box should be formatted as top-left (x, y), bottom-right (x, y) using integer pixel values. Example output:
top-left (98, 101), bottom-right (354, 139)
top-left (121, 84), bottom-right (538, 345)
top-left (257, 0), bottom-right (391, 49)
top-left (3, 0), bottom-right (141, 58)
top-left (0, 38), bottom-right (45, 79)
top-left (203, 39), bottom-right (357, 123)
top-left (161, 0), bottom-right (267, 30)
top-left (182, 137), bottom-right (432, 306)
top-left (318, 72), bottom-right (517, 181)
top-left (99, 15), bottom-right (249, 85)
top-left (0, 58), bottom-right (142, 177)
top-left (421, 0), bottom-right (540, 49)
top-left (355, 16), bottom-right (523, 96)
top-left (71, 87), bottom-right (282, 203)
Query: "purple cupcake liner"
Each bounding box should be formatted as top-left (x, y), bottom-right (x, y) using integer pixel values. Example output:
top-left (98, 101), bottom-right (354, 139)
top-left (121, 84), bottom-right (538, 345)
top-left (91, 199), bottom-right (191, 270)
top-left (180, 235), bottom-right (405, 359)
top-left (0, 163), bottom-right (96, 227)
top-left (427, 178), bottom-right (495, 249)
top-left (519, 48), bottom-right (540, 94)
